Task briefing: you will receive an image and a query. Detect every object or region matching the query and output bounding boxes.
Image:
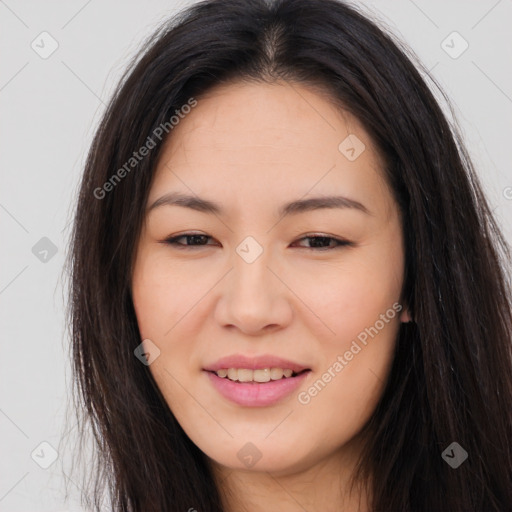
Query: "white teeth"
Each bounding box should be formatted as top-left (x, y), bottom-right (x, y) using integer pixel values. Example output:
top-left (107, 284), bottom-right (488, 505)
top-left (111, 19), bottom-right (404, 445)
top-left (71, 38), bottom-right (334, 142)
top-left (214, 367), bottom-right (298, 382)
top-left (237, 369), bottom-right (253, 382)
top-left (254, 369), bottom-right (270, 382)
top-left (270, 368), bottom-right (285, 380)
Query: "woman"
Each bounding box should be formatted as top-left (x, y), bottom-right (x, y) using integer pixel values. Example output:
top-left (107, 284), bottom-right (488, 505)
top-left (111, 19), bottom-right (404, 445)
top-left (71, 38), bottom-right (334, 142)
top-left (66, 0), bottom-right (512, 510)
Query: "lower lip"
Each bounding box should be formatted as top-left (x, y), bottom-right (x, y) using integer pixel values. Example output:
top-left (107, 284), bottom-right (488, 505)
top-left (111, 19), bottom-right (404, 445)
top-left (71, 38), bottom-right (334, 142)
top-left (204, 370), bottom-right (311, 407)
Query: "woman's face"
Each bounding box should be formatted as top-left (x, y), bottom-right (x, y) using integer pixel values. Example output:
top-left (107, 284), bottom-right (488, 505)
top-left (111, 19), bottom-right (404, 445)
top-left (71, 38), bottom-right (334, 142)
top-left (131, 80), bottom-right (409, 475)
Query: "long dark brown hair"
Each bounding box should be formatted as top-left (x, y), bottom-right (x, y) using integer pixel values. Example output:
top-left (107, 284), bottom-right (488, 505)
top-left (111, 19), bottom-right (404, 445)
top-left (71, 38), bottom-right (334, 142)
top-left (63, 0), bottom-right (512, 510)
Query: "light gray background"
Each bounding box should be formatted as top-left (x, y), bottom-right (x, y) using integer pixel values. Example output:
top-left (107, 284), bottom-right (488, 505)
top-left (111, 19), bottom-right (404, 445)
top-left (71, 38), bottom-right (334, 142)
top-left (1, 1), bottom-right (511, 510)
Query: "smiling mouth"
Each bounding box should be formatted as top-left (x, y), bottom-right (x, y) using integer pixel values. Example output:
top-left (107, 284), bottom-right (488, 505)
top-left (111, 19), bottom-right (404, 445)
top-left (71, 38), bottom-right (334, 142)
top-left (206, 368), bottom-right (311, 383)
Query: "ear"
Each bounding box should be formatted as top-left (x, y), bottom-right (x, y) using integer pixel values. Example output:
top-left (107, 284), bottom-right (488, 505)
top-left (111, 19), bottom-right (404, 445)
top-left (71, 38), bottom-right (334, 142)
top-left (400, 306), bottom-right (413, 323)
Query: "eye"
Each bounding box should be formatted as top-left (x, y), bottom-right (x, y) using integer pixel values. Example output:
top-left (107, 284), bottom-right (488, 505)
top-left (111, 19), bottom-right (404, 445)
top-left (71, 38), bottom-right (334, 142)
top-left (162, 233), bottom-right (352, 251)
top-left (163, 233), bottom-right (217, 248)
top-left (291, 234), bottom-right (353, 250)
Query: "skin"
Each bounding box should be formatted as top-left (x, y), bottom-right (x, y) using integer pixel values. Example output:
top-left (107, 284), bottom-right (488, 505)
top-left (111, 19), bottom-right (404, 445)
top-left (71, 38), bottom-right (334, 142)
top-left (131, 80), bottom-right (411, 512)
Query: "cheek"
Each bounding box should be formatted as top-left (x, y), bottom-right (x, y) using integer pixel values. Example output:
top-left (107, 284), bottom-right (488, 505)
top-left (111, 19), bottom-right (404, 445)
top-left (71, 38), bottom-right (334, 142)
top-left (292, 242), bottom-right (402, 419)
top-left (131, 251), bottom-right (212, 391)
top-left (132, 249), bottom-right (205, 338)
top-left (297, 296), bottom-right (400, 453)
top-left (288, 250), bottom-right (403, 347)
top-left (297, 335), bottom-right (396, 458)
top-left (131, 255), bottom-right (198, 418)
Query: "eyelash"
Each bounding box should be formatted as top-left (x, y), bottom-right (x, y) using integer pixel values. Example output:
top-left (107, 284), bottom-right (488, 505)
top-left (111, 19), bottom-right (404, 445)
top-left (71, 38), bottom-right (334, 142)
top-left (162, 233), bottom-right (352, 251)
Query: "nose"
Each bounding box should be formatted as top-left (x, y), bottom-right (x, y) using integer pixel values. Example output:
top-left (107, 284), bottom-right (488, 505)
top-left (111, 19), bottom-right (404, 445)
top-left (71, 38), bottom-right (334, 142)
top-left (214, 242), bottom-right (293, 335)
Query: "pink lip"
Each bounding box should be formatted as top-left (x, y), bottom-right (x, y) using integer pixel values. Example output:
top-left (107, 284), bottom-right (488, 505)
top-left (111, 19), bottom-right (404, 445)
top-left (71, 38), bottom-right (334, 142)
top-left (204, 370), bottom-right (311, 407)
top-left (203, 354), bottom-right (311, 374)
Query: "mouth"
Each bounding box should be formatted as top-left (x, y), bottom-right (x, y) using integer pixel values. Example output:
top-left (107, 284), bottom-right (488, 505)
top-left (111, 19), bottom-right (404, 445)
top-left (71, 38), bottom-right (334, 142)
top-left (203, 365), bottom-right (312, 407)
top-left (202, 354), bottom-right (312, 406)
top-left (206, 367), bottom-right (310, 383)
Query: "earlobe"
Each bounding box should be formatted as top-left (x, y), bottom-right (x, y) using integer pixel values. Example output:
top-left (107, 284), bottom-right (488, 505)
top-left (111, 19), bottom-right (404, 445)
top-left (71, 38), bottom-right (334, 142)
top-left (400, 308), bottom-right (413, 323)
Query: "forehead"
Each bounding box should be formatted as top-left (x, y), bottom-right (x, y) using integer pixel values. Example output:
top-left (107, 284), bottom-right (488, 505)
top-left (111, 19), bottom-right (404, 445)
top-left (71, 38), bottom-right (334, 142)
top-left (148, 80), bottom-right (393, 218)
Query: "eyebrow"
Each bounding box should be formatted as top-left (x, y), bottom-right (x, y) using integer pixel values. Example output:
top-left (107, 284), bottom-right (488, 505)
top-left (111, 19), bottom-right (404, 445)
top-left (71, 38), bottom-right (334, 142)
top-left (147, 192), bottom-right (371, 217)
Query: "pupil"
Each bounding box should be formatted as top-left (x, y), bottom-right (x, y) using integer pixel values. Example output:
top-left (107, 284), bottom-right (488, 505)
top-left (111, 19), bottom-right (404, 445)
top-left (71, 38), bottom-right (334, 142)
top-left (189, 235), bottom-right (207, 245)
top-left (309, 237), bottom-right (330, 248)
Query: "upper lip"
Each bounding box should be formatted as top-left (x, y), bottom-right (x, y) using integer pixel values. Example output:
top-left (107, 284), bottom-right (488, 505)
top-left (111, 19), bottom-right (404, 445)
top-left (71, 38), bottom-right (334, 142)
top-left (203, 354), bottom-right (311, 373)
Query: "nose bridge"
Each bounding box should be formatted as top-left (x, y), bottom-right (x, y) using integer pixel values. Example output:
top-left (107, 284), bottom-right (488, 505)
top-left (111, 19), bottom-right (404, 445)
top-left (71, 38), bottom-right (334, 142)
top-left (231, 235), bottom-right (274, 301)
top-left (215, 234), bottom-right (292, 333)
